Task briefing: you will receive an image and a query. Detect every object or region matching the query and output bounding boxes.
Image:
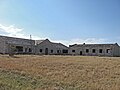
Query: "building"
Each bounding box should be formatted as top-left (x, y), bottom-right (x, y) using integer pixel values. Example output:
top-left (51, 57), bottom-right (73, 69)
top-left (69, 43), bottom-right (120, 57)
top-left (0, 35), bottom-right (35, 54)
top-left (35, 39), bottom-right (69, 55)
top-left (0, 35), bottom-right (120, 57)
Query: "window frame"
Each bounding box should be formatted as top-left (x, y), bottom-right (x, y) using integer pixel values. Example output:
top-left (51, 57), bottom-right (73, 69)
top-left (99, 49), bottom-right (103, 53)
top-left (39, 49), bottom-right (42, 53)
top-left (92, 49), bottom-right (96, 53)
top-left (72, 50), bottom-right (75, 53)
top-left (86, 49), bottom-right (89, 53)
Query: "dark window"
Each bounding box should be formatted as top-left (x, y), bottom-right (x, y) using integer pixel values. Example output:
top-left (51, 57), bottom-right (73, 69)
top-left (40, 49), bottom-right (42, 52)
top-left (51, 50), bottom-right (53, 53)
top-left (92, 49), bottom-right (96, 53)
top-left (29, 48), bottom-right (32, 52)
top-left (86, 49), bottom-right (89, 53)
top-left (99, 49), bottom-right (103, 53)
top-left (57, 50), bottom-right (60, 53)
top-left (16, 46), bottom-right (23, 52)
top-left (62, 49), bottom-right (68, 53)
top-left (106, 49), bottom-right (110, 53)
top-left (72, 50), bottom-right (75, 52)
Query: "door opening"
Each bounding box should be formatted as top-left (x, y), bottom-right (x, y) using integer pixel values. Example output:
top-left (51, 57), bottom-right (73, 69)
top-left (80, 51), bottom-right (82, 55)
top-left (45, 48), bottom-right (48, 55)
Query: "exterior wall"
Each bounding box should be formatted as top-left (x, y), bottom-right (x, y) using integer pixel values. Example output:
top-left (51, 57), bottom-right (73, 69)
top-left (119, 47), bottom-right (120, 56)
top-left (0, 36), bottom-right (6, 54)
top-left (0, 35), bottom-right (120, 57)
top-left (69, 44), bottom-right (116, 57)
top-left (35, 40), bottom-right (68, 55)
top-left (35, 40), bottom-right (53, 55)
top-left (0, 36), bottom-right (35, 54)
top-left (112, 44), bottom-right (120, 56)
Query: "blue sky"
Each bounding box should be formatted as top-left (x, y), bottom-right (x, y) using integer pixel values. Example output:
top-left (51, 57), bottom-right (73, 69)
top-left (0, 0), bottom-right (120, 45)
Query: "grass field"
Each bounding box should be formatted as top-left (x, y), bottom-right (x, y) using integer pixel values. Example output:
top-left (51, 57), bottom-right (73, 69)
top-left (0, 55), bottom-right (120, 90)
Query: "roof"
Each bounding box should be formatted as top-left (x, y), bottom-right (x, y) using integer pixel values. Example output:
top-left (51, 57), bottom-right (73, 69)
top-left (0, 35), bottom-right (35, 45)
top-left (35, 39), bottom-right (68, 48)
top-left (52, 42), bottom-right (68, 48)
top-left (0, 35), bottom-right (34, 41)
top-left (69, 43), bottom-right (119, 47)
top-left (35, 40), bottom-right (45, 45)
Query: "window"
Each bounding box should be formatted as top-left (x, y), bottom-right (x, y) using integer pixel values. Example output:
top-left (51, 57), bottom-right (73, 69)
top-left (40, 49), bottom-right (42, 52)
top-left (92, 49), bottom-right (96, 53)
top-left (106, 49), bottom-right (110, 53)
top-left (99, 49), bottom-right (103, 53)
top-left (62, 49), bottom-right (68, 53)
top-left (29, 48), bottom-right (32, 52)
top-left (86, 49), bottom-right (89, 53)
top-left (72, 50), bottom-right (75, 52)
top-left (16, 46), bottom-right (23, 52)
top-left (57, 50), bottom-right (60, 53)
top-left (51, 50), bottom-right (53, 53)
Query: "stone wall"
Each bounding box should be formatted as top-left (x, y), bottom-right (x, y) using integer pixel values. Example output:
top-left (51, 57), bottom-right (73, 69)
top-left (0, 36), bottom-right (35, 54)
top-left (0, 36), bottom-right (6, 54)
top-left (68, 44), bottom-right (119, 56)
top-left (35, 39), bottom-right (68, 55)
top-left (0, 35), bottom-right (120, 56)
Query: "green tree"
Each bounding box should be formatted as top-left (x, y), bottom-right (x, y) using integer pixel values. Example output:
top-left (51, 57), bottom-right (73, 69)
top-left (9, 45), bottom-right (16, 57)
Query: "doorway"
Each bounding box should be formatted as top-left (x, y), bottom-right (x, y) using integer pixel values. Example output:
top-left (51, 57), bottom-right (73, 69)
top-left (80, 51), bottom-right (82, 55)
top-left (45, 48), bottom-right (48, 55)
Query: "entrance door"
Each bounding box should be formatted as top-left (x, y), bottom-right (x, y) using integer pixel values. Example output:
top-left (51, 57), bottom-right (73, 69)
top-left (80, 51), bottom-right (82, 55)
top-left (45, 48), bottom-right (48, 55)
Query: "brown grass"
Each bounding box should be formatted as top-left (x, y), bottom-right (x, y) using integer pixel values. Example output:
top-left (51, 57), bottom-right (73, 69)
top-left (0, 55), bottom-right (120, 90)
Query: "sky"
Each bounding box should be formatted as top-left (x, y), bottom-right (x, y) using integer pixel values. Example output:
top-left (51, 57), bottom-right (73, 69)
top-left (0, 0), bottom-right (120, 45)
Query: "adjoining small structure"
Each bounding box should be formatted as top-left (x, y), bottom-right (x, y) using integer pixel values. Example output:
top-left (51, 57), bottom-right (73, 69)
top-left (69, 43), bottom-right (120, 57)
top-left (0, 35), bottom-right (35, 54)
top-left (35, 39), bottom-right (69, 55)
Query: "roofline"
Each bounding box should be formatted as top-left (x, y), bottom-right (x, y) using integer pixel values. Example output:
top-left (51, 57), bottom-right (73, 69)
top-left (50, 41), bottom-right (68, 48)
top-left (70, 43), bottom-right (118, 45)
top-left (0, 35), bottom-right (35, 41)
top-left (0, 35), bottom-right (119, 47)
top-left (69, 43), bottom-right (119, 47)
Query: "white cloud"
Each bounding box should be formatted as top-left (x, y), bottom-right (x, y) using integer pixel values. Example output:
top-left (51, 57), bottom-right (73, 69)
top-left (0, 24), bottom-right (109, 46)
top-left (0, 24), bottom-right (42, 39)
top-left (0, 24), bottom-right (25, 37)
top-left (0, 24), bottom-right (22, 34)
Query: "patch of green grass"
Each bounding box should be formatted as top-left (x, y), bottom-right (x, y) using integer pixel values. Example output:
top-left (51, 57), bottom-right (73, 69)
top-left (0, 69), bottom-right (79, 90)
top-left (0, 69), bottom-right (38, 90)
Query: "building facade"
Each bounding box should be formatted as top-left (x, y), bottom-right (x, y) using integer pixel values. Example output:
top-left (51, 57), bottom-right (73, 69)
top-left (35, 39), bottom-right (68, 55)
top-left (0, 35), bottom-right (35, 54)
top-left (0, 35), bottom-right (120, 56)
top-left (69, 43), bottom-right (120, 57)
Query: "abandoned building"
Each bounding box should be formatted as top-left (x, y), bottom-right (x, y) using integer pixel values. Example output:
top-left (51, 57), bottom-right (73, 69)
top-left (35, 39), bottom-right (69, 55)
top-left (69, 43), bottom-right (120, 57)
top-left (0, 35), bottom-right (120, 56)
top-left (0, 35), bottom-right (35, 54)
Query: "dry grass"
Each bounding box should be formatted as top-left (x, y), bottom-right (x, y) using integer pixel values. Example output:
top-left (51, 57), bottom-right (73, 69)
top-left (0, 55), bottom-right (120, 90)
